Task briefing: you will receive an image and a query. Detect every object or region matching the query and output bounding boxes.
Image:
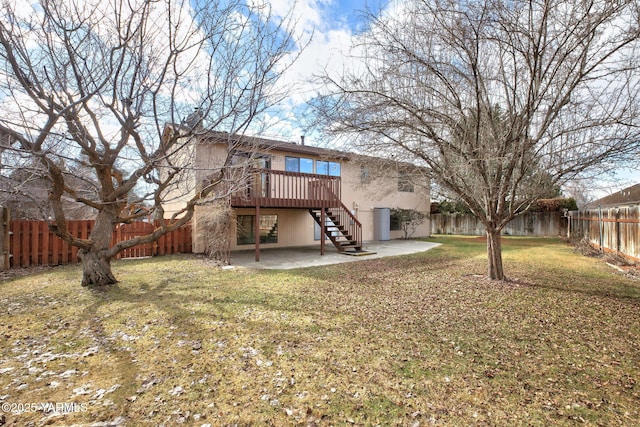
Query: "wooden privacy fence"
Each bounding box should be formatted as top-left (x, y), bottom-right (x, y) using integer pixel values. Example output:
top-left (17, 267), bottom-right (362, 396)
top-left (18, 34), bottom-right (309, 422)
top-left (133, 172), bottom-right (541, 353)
top-left (1, 206), bottom-right (9, 269)
top-left (6, 220), bottom-right (192, 269)
top-left (431, 211), bottom-right (567, 237)
top-left (568, 206), bottom-right (640, 261)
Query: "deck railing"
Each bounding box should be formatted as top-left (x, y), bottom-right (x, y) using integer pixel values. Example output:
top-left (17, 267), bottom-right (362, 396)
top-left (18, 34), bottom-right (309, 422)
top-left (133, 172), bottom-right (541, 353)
top-left (230, 169), bottom-right (342, 208)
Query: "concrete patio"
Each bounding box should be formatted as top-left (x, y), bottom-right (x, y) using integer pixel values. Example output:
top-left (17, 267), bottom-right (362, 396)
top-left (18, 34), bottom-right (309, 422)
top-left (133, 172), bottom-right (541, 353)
top-left (227, 239), bottom-right (441, 269)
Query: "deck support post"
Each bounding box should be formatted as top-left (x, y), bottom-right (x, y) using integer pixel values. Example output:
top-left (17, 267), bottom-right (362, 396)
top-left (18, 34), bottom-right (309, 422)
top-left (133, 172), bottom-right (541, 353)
top-left (255, 205), bottom-right (260, 262)
top-left (320, 206), bottom-right (325, 256)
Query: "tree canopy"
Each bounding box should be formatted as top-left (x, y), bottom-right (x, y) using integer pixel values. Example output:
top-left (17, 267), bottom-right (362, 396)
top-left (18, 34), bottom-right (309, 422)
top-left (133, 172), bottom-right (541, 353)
top-left (0, 0), bottom-right (301, 285)
top-left (312, 0), bottom-right (640, 280)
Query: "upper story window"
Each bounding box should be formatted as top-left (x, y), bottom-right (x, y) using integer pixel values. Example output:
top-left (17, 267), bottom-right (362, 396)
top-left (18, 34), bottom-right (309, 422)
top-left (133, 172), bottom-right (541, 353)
top-left (285, 156), bottom-right (313, 173)
top-left (232, 151), bottom-right (270, 169)
top-left (398, 171), bottom-right (415, 192)
top-left (285, 156), bottom-right (341, 176)
top-left (360, 166), bottom-right (370, 184)
top-left (317, 160), bottom-right (341, 176)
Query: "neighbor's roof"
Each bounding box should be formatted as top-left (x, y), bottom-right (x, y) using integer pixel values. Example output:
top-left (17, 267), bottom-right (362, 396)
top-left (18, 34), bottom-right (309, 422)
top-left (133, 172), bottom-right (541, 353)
top-left (589, 183), bottom-right (640, 207)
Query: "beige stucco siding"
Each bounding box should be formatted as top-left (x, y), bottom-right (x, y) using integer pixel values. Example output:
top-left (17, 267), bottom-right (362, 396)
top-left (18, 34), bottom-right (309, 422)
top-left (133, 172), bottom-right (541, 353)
top-left (262, 148), bottom-right (430, 209)
top-left (193, 206), bottom-right (319, 253)
top-left (339, 158), bottom-right (431, 240)
top-left (162, 140), bottom-right (228, 219)
top-left (166, 137), bottom-right (431, 252)
top-left (230, 208), bottom-right (316, 251)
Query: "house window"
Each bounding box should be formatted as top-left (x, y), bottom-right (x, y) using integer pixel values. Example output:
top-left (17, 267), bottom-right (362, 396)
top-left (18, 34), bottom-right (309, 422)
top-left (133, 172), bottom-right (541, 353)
top-left (361, 166), bottom-right (370, 184)
top-left (232, 151), bottom-right (271, 169)
top-left (390, 211), bottom-right (402, 230)
top-left (285, 156), bottom-right (313, 173)
top-left (286, 156), bottom-right (341, 176)
top-left (317, 160), bottom-right (341, 176)
top-left (285, 156), bottom-right (298, 172)
top-left (398, 171), bottom-right (414, 192)
top-left (237, 215), bottom-right (278, 245)
top-left (300, 158), bottom-right (314, 173)
top-left (316, 161), bottom-right (328, 175)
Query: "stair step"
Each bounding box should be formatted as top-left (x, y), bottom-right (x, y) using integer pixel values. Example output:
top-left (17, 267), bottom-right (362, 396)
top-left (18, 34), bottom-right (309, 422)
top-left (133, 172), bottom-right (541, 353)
top-left (340, 249), bottom-right (374, 256)
top-left (309, 206), bottom-right (361, 255)
top-left (337, 239), bottom-right (356, 244)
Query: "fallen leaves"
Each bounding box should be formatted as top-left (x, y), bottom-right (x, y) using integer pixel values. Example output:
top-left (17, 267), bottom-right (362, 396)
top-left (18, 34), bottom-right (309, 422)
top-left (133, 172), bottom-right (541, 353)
top-left (0, 239), bottom-right (639, 425)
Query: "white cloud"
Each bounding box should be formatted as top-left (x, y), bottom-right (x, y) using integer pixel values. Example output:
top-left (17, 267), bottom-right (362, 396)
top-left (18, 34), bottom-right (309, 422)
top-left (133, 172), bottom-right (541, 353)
top-left (250, 0), bottom-right (335, 34)
top-left (279, 28), bottom-right (354, 105)
top-left (269, 0), bottom-right (407, 109)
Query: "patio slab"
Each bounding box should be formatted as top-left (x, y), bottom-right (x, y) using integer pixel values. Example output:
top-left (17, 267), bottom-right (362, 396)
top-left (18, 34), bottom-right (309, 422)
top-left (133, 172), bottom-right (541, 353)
top-left (228, 239), bottom-right (441, 269)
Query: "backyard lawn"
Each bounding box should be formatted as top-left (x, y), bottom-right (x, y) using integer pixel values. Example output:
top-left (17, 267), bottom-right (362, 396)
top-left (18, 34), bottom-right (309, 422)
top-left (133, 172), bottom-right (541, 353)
top-left (0, 236), bottom-right (639, 426)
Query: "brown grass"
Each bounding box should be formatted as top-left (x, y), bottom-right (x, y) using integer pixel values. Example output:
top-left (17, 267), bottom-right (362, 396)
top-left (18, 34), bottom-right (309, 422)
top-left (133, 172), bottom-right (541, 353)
top-left (0, 236), bottom-right (639, 426)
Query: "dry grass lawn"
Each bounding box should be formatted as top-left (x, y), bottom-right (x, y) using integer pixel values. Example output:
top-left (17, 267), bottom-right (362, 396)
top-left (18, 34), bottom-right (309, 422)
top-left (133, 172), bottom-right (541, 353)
top-left (0, 236), bottom-right (639, 426)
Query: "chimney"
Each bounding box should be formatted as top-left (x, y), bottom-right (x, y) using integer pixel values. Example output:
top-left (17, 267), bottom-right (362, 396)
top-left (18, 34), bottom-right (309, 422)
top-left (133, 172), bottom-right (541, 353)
top-left (300, 135), bottom-right (305, 145)
top-left (184, 107), bottom-right (203, 130)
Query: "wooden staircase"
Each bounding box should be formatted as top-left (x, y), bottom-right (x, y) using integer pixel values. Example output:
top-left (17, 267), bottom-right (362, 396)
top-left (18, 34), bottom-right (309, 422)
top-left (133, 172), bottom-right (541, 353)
top-left (309, 205), bottom-right (363, 253)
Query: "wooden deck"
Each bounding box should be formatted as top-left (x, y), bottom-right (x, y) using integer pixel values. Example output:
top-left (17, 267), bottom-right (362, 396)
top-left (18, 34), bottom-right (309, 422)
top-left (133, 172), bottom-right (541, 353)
top-left (226, 169), bottom-right (363, 261)
top-left (229, 169), bottom-right (342, 208)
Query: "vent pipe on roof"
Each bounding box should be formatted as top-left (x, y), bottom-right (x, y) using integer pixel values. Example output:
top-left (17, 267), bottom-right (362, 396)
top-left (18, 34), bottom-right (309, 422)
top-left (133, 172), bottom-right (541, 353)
top-left (300, 135), bottom-right (305, 145)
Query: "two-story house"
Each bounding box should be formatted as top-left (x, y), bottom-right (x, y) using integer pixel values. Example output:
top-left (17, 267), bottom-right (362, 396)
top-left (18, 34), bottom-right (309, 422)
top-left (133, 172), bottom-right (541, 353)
top-left (162, 130), bottom-right (430, 261)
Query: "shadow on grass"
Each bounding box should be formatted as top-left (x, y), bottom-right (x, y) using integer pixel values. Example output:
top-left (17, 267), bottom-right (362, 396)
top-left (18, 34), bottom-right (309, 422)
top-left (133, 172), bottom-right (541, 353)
top-left (3, 246), bottom-right (640, 425)
top-left (529, 277), bottom-right (640, 305)
top-left (295, 236), bottom-right (640, 307)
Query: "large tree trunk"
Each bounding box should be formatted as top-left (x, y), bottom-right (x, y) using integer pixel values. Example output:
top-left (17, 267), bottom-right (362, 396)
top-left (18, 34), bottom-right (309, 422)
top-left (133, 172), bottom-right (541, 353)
top-left (78, 249), bottom-right (117, 286)
top-left (486, 227), bottom-right (504, 280)
top-left (78, 210), bottom-right (118, 286)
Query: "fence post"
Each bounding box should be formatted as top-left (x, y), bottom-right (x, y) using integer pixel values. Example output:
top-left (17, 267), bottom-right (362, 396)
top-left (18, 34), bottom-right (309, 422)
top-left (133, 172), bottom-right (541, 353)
top-left (615, 207), bottom-right (621, 254)
top-left (598, 205), bottom-right (603, 252)
top-left (0, 206), bottom-right (8, 270)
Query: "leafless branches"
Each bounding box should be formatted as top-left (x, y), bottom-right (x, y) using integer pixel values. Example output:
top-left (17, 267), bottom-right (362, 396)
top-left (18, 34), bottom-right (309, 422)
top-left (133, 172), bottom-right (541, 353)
top-left (0, 0), bottom-right (301, 284)
top-left (312, 0), bottom-right (640, 279)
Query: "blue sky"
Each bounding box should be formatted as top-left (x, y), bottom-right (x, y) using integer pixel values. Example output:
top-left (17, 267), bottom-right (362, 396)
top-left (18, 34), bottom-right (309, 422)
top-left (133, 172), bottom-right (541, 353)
top-left (324, 0), bottom-right (387, 30)
top-left (254, 0), bottom-right (391, 143)
top-left (261, 0), bottom-right (638, 200)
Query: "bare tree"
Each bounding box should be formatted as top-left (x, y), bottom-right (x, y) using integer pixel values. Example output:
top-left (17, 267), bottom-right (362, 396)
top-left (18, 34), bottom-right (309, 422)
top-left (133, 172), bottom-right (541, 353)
top-left (312, 0), bottom-right (640, 280)
top-left (0, 0), bottom-right (300, 285)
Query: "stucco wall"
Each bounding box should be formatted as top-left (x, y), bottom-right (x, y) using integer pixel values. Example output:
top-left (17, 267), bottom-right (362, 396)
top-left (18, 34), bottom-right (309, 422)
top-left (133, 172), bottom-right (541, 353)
top-left (340, 158), bottom-right (430, 240)
top-left (173, 138), bottom-right (431, 253)
top-left (230, 208), bottom-right (315, 251)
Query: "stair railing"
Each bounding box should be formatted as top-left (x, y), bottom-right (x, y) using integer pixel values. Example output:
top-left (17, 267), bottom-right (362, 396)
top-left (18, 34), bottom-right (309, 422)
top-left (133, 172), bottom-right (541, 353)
top-left (330, 205), bottom-right (362, 247)
top-left (313, 181), bottom-right (362, 250)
